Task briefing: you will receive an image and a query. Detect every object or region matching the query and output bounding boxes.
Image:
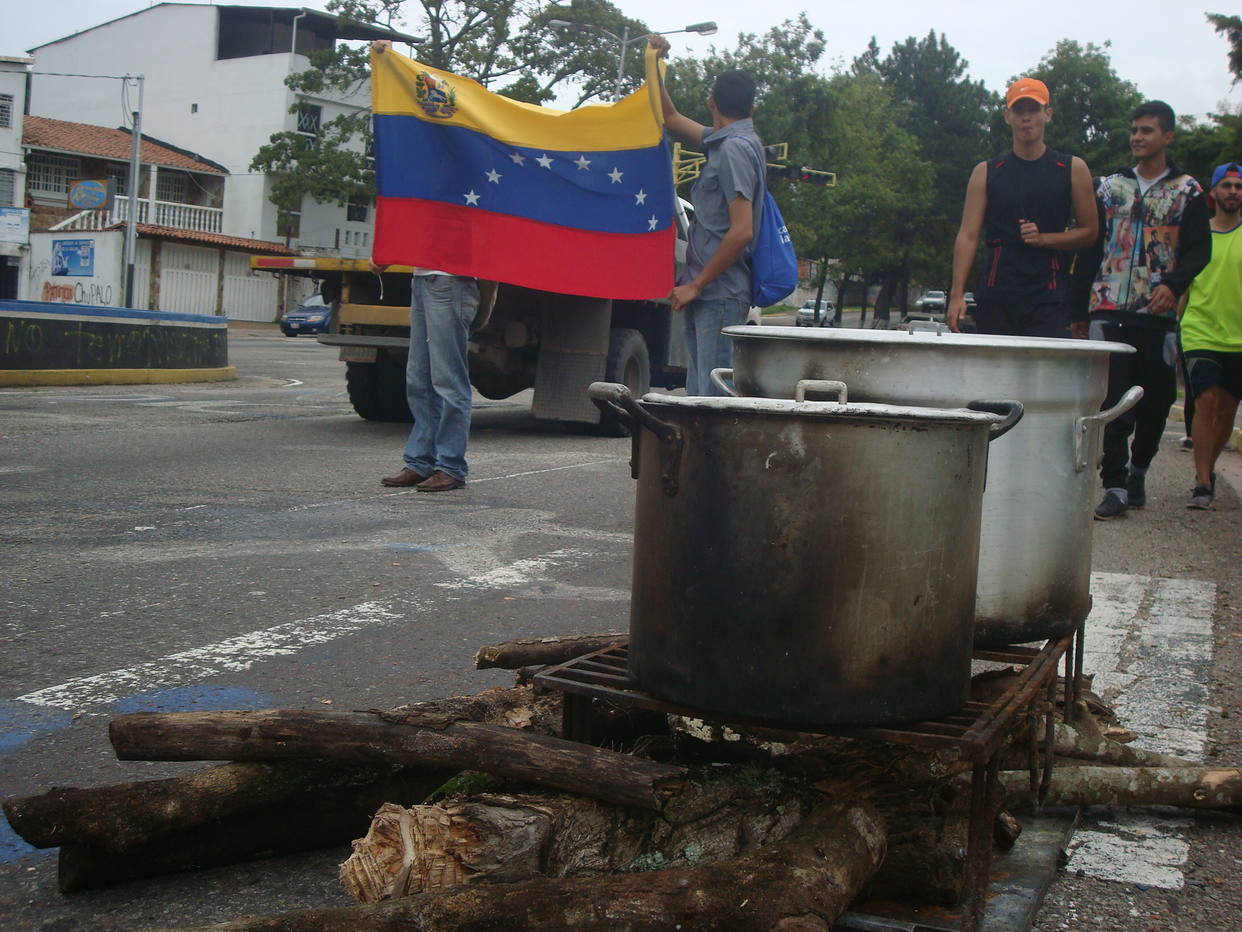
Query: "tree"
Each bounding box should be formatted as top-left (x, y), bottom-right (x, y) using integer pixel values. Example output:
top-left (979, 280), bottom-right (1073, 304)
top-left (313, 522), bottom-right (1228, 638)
top-left (869, 31), bottom-right (994, 309)
top-left (784, 72), bottom-right (932, 324)
top-left (250, 0), bottom-right (641, 229)
top-left (1207, 13), bottom-right (1242, 82)
top-left (991, 40), bottom-right (1140, 176)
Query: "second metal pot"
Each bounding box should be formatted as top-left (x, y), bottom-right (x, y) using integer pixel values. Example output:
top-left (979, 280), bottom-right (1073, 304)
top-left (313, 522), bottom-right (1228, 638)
top-left (721, 325), bottom-right (1141, 646)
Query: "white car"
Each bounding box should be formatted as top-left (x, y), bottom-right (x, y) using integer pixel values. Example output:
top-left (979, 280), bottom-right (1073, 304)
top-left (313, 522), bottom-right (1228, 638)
top-left (795, 299), bottom-right (835, 327)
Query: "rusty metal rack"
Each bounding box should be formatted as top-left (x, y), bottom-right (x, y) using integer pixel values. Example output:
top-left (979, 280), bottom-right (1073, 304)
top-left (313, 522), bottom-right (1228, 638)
top-left (536, 630), bottom-right (1080, 932)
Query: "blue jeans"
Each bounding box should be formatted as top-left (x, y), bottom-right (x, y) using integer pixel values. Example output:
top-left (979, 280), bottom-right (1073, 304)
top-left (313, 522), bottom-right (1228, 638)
top-left (684, 297), bottom-right (748, 396)
top-left (403, 275), bottom-right (478, 481)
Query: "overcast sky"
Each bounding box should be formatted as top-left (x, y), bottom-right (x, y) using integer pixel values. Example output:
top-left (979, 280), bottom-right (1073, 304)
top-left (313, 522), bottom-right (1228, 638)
top-left (10, 0), bottom-right (1240, 121)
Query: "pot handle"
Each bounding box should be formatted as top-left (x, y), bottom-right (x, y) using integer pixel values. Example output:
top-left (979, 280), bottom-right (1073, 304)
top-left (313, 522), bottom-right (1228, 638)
top-left (904, 320), bottom-right (947, 335)
top-left (966, 399), bottom-right (1024, 441)
top-left (587, 381), bottom-right (684, 497)
top-left (709, 368), bottom-right (740, 397)
top-left (794, 379), bottom-right (848, 403)
top-left (1073, 385), bottom-right (1144, 472)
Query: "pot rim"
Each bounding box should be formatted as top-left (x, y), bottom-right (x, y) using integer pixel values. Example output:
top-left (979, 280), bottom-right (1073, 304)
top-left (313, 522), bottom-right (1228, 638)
top-left (724, 325), bottom-right (1135, 356)
top-left (640, 392), bottom-right (1005, 426)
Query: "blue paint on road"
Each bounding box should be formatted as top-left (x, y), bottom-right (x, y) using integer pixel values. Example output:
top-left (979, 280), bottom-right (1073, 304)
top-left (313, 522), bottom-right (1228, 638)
top-left (0, 813), bottom-right (47, 865)
top-left (114, 684), bottom-right (279, 715)
top-left (0, 702), bottom-right (74, 753)
top-left (386, 543), bottom-right (436, 552)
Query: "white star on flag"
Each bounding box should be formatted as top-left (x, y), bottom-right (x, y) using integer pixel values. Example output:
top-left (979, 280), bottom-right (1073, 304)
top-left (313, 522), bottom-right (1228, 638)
top-left (635, 189), bottom-right (647, 205)
top-left (509, 151), bottom-right (526, 165)
top-left (608, 167), bottom-right (624, 184)
top-left (648, 215), bottom-right (658, 231)
top-left (464, 190), bottom-right (480, 205)
top-left (485, 169), bottom-right (502, 184)
top-left (574, 155), bottom-right (591, 170)
top-left (536, 154), bottom-right (553, 169)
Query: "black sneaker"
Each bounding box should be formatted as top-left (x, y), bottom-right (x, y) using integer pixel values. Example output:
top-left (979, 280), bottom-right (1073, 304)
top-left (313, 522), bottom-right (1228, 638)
top-left (1094, 491), bottom-right (1128, 520)
top-left (1188, 484), bottom-right (1214, 510)
top-left (1126, 473), bottom-right (1146, 509)
top-left (1179, 436), bottom-right (1193, 452)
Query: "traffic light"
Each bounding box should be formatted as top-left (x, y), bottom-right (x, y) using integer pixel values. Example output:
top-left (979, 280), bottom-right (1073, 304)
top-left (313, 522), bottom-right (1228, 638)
top-left (778, 164), bottom-right (836, 186)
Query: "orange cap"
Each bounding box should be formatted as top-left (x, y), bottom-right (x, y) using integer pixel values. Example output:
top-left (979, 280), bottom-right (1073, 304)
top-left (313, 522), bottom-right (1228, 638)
top-left (1006, 78), bottom-right (1049, 108)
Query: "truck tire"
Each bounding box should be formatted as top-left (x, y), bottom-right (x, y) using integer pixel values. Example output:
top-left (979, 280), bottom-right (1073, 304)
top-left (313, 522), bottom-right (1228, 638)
top-left (596, 328), bottom-right (650, 437)
top-left (346, 353), bottom-right (412, 422)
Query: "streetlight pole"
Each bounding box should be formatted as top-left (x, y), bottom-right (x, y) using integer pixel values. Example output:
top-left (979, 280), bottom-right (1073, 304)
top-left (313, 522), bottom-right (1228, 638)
top-left (547, 19), bottom-right (717, 101)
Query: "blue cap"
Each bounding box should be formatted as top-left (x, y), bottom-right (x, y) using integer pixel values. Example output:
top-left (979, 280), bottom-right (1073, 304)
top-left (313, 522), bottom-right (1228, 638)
top-left (1211, 162), bottom-right (1242, 189)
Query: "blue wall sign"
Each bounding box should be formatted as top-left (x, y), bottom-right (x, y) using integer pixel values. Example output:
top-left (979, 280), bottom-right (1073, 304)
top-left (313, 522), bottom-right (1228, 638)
top-left (51, 239), bottom-right (95, 277)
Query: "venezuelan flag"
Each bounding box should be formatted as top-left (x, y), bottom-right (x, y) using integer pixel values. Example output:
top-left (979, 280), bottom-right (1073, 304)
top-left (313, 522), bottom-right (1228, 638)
top-left (371, 47), bottom-right (675, 300)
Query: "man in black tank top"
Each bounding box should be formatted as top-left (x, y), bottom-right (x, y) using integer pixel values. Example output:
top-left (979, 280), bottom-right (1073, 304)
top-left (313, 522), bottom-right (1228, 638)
top-left (949, 78), bottom-right (1098, 337)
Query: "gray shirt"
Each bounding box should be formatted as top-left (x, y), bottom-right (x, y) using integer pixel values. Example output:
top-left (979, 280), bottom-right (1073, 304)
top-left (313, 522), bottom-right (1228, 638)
top-left (683, 118), bottom-right (763, 303)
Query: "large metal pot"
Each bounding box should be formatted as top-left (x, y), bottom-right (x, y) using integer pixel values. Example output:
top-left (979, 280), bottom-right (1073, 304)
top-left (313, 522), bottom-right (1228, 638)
top-left (720, 325), bottom-right (1142, 647)
top-left (589, 380), bottom-right (1022, 726)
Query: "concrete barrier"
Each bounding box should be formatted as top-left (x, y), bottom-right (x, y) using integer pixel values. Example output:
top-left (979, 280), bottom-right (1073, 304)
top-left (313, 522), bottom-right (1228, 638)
top-left (0, 300), bottom-right (234, 386)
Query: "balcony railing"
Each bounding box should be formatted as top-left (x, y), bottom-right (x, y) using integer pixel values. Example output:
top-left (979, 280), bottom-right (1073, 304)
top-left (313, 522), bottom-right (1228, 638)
top-left (49, 195), bottom-right (224, 234)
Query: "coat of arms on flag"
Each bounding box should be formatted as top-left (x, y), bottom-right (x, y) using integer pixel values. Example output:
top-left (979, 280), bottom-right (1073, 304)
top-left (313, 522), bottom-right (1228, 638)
top-left (370, 46), bottom-right (675, 300)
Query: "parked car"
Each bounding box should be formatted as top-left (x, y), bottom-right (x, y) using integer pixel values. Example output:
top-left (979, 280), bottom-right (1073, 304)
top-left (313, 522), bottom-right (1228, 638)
top-left (917, 290), bottom-right (947, 312)
top-left (280, 294), bottom-right (333, 336)
top-left (795, 299), bottom-right (835, 327)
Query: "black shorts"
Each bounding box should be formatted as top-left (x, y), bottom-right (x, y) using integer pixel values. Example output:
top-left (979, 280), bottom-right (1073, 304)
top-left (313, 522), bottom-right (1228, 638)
top-left (1185, 349), bottom-right (1242, 399)
top-left (972, 299), bottom-right (1070, 338)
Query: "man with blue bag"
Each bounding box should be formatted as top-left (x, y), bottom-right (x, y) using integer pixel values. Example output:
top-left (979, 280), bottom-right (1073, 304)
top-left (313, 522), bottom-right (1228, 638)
top-left (649, 35), bottom-right (783, 396)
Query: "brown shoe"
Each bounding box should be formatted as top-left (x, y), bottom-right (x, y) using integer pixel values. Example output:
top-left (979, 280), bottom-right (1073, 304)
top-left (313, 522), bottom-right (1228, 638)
top-left (381, 467), bottom-right (428, 487)
top-left (416, 470), bottom-right (466, 492)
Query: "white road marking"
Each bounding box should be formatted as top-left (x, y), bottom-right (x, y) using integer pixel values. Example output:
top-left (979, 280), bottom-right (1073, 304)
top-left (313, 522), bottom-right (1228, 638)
top-left (1066, 814), bottom-right (1194, 889)
top-left (1064, 572), bottom-right (1216, 889)
top-left (15, 600), bottom-right (406, 713)
top-left (435, 547), bottom-right (626, 601)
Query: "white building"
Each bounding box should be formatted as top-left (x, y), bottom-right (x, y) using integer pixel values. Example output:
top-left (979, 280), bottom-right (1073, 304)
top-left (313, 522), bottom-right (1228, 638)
top-left (27, 4), bottom-right (416, 258)
top-left (0, 55), bottom-right (32, 298)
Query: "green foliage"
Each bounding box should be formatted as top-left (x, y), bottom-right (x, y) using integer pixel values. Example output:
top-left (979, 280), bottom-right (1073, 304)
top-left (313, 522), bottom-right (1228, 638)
top-left (1176, 110), bottom-right (1242, 188)
top-left (251, 0), bottom-right (643, 218)
top-left (992, 40), bottom-right (1141, 175)
top-left (1208, 13), bottom-right (1242, 82)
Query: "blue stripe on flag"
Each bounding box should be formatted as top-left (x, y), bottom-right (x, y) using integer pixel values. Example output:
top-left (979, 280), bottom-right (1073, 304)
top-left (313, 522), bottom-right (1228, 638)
top-left (373, 114), bottom-right (675, 235)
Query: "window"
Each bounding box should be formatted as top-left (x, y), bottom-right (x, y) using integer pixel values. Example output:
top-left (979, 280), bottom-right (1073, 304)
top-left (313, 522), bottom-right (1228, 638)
top-left (0, 95), bottom-right (12, 129)
top-left (106, 163), bottom-right (129, 197)
top-left (156, 172), bottom-right (188, 204)
top-left (0, 169), bottom-right (14, 208)
top-left (296, 104), bottom-right (321, 136)
top-left (346, 197), bottom-right (368, 223)
top-left (27, 154), bottom-right (81, 195)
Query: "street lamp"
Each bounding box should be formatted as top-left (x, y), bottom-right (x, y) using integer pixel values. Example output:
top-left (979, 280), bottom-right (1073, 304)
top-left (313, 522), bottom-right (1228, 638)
top-left (547, 18), bottom-right (717, 101)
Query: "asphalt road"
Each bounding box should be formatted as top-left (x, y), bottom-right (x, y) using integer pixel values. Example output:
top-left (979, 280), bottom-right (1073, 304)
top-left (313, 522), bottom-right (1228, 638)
top-left (0, 326), bottom-right (1238, 930)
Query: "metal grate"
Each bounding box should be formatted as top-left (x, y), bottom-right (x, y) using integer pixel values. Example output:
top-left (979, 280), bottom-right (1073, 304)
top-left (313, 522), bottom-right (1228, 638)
top-left (536, 636), bottom-right (1072, 764)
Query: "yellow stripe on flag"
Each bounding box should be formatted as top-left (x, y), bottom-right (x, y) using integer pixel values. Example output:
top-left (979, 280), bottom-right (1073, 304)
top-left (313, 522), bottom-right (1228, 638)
top-left (371, 47), bottom-right (666, 152)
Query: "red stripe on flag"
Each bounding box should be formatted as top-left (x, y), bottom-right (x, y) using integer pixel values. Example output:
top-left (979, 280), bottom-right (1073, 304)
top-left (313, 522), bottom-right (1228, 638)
top-left (373, 197), bottom-right (675, 301)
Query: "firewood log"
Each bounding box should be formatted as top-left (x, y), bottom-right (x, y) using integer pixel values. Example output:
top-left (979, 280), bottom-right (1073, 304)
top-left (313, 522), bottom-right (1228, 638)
top-left (165, 799), bottom-right (886, 931)
top-left (999, 766), bottom-right (1242, 809)
top-left (109, 709), bottom-right (686, 811)
top-left (473, 633), bottom-right (627, 670)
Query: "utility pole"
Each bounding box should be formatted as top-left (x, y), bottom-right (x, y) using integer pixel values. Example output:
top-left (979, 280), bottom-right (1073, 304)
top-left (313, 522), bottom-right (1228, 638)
top-left (122, 74), bottom-right (144, 309)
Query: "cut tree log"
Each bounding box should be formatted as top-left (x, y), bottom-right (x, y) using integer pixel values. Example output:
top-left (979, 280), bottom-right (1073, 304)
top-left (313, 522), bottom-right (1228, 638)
top-left (109, 710), bottom-right (686, 811)
top-left (55, 767), bottom-right (454, 893)
top-left (6, 686), bottom-right (556, 857)
top-left (473, 633), bottom-right (627, 670)
top-left (340, 779), bottom-right (815, 903)
top-left (999, 766), bottom-right (1242, 809)
top-left (3, 761), bottom-right (411, 854)
top-left (1050, 721), bottom-right (1196, 768)
top-left (172, 800), bottom-right (886, 931)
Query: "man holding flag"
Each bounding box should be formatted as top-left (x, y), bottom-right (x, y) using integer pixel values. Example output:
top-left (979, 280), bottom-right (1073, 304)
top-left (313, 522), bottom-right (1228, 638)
top-left (649, 35), bottom-right (762, 396)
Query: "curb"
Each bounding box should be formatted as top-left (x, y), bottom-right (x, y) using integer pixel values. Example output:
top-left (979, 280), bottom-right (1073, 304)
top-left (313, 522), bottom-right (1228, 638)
top-left (0, 367), bottom-right (237, 387)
